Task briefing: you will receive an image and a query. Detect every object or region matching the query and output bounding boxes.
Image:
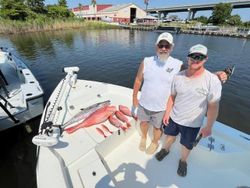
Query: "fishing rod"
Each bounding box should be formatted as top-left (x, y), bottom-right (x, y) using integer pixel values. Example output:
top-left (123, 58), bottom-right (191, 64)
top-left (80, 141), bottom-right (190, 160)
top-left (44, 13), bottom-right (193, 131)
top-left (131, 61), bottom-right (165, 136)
top-left (32, 66), bottom-right (79, 147)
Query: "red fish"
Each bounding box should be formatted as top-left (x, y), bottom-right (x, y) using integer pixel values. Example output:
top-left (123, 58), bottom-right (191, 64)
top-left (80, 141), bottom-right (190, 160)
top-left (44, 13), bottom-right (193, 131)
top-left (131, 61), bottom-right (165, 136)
top-left (96, 127), bottom-right (107, 138)
top-left (108, 115), bottom-right (127, 131)
top-left (118, 105), bottom-right (132, 117)
top-left (101, 124), bottom-right (113, 134)
top-left (115, 111), bottom-right (131, 128)
top-left (65, 106), bottom-right (116, 134)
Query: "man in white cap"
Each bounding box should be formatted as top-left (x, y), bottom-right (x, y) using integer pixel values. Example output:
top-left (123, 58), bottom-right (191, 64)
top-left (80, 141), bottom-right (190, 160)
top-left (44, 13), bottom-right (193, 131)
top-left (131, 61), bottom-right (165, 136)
top-left (155, 44), bottom-right (222, 177)
top-left (132, 32), bottom-right (183, 155)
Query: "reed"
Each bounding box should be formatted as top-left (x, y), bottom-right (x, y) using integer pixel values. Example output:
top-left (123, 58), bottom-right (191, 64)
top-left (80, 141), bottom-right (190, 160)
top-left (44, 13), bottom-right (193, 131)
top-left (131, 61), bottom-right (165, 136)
top-left (0, 19), bottom-right (119, 34)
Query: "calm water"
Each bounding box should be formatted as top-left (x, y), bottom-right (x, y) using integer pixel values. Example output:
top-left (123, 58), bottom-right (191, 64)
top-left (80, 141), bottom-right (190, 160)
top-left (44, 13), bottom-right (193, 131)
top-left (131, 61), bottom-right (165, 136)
top-left (0, 29), bottom-right (250, 188)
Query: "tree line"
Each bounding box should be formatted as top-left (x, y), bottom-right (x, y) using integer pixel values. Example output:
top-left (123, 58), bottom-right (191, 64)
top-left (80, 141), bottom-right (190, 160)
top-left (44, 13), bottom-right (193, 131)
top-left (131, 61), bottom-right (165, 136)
top-left (0, 1), bottom-right (249, 27)
top-left (194, 3), bottom-right (250, 27)
top-left (0, 0), bottom-right (73, 21)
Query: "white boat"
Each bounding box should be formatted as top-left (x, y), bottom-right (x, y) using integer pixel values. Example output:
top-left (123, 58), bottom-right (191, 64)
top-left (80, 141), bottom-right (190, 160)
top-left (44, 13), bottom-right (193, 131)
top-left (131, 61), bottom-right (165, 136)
top-left (0, 47), bottom-right (44, 131)
top-left (33, 67), bottom-right (250, 188)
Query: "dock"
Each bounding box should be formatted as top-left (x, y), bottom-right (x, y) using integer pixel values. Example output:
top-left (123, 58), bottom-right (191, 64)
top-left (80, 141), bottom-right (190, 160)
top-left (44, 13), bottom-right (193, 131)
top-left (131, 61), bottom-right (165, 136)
top-left (181, 29), bottom-right (250, 38)
top-left (119, 24), bottom-right (158, 31)
top-left (118, 24), bottom-right (250, 39)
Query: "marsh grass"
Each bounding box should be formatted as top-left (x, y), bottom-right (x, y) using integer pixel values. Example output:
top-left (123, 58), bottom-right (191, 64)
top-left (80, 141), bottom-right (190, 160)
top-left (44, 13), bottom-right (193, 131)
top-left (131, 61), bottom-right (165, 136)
top-left (0, 19), bottom-right (119, 34)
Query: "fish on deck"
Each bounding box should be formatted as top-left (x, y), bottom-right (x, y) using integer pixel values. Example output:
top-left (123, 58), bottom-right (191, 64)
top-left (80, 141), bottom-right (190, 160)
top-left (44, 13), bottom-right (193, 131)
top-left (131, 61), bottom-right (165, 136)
top-left (118, 105), bottom-right (132, 117)
top-left (65, 105), bottom-right (116, 134)
top-left (63, 100), bottom-right (111, 128)
top-left (108, 115), bottom-right (127, 131)
top-left (115, 111), bottom-right (131, 128)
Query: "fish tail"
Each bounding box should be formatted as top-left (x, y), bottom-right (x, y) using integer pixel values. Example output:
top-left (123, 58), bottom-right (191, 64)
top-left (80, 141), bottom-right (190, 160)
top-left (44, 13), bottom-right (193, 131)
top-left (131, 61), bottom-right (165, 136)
top-left (126, 122), bottom-right (131, 128)
top-left (120, 125), bottom-right (127, 131)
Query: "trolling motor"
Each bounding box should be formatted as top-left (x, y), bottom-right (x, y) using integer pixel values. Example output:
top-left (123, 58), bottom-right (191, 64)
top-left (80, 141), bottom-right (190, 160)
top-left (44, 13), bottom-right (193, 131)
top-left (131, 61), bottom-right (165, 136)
top-left (32, 67), bottom-right (80, 147)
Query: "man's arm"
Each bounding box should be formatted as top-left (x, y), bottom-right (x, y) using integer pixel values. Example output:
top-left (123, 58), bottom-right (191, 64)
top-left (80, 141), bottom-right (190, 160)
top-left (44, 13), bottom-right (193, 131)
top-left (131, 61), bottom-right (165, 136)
top-left (132, 61), bottom-right (144, 107)
top-left (181, 64), bottom-right (228, 82)
top-left (200, 102), bottom-right (219, 137)
top-left (163, 94), bottom-right (176, 125)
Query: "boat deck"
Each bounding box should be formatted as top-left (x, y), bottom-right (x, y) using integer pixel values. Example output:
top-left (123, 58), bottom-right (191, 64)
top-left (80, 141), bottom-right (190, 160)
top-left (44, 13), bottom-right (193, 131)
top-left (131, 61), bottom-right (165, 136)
top-left (100, 128), bottom-right (250, 188)
top-left (36, 79), bottom-right (250, 188)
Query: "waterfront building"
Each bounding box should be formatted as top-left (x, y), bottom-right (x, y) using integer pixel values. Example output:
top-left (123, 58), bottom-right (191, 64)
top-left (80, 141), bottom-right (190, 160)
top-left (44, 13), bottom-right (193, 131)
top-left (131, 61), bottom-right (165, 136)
top-left (70, 3), bottom-right (147, 24)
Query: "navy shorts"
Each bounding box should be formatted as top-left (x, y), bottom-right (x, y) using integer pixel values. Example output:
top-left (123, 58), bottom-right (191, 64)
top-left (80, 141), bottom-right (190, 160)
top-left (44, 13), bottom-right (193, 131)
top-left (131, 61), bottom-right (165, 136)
top-left (162, 119), bottom-right (200, 150)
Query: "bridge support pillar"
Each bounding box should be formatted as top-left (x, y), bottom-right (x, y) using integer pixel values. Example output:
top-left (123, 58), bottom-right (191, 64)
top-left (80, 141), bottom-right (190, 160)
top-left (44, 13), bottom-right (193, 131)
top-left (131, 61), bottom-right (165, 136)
top-left (157, 12), bottom-right (162, 19)
top-left (191, 10), bottom-right (197, 20)
top-left (163, 12), bottom-right (168, 18)
top-left (187, 9), bottom-right (192, 20)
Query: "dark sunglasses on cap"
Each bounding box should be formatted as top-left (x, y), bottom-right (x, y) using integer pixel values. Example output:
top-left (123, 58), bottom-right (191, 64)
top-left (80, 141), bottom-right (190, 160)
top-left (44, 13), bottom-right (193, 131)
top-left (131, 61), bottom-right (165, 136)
top-left (158, 44), bottom-right (171, 49)
top-left (188, 53), bottom-right (207, 61)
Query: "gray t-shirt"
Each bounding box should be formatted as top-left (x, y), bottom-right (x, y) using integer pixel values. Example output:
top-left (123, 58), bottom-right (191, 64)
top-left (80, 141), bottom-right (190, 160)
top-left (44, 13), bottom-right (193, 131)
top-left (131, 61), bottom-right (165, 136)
top-left (170, 69), bottom-right (222, 128)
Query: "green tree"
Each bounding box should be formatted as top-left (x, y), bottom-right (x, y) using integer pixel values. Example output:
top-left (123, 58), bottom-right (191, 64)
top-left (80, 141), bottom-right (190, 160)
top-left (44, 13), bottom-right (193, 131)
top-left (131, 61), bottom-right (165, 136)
top-left (195, 16), bottom-right (208, 24)
top-left (227, 15), bottom-right (242, 26)
top-left (0, 0), bottom-right (29, 20)
top-left (25, 0), bottom-right (46, 14)
top-left (58, 0), bottom-right (67, 7)
top-left (47, 5), bottom-right (71, 19)
top-left (211, 3), bottom-right (232, 25)
top-left (243, 21), bottom-right (250, 28)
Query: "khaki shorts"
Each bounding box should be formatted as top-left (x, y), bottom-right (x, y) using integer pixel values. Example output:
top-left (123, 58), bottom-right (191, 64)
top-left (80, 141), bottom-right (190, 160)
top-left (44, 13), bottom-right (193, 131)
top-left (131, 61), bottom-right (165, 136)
top-left (137, 105), bottom-right (165, 129)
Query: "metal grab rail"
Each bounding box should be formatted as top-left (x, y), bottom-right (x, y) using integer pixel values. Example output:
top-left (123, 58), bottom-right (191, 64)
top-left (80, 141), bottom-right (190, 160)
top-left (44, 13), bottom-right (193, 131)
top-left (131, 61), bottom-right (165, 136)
top-left (0, 94), bottom-right (19, 123)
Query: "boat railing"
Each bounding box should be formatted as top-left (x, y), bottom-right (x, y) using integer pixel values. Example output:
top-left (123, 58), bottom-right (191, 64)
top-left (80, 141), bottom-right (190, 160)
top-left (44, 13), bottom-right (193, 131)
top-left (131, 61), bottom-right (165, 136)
top-left (0, 94), bottom-right (19, 123)
top-left (0, 69), bottom-right (9, 98)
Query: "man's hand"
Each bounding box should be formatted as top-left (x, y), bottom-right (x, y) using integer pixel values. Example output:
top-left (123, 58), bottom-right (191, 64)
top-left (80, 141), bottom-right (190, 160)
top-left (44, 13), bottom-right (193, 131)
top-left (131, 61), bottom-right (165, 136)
top-left (200, 126), bottom-right (212, 138)
top-left (215, 71), bottom-right (228, 83)
top-left (131, 106), bottom-right (138, 118)
top-left (163, 113), bottom-right (170, 125)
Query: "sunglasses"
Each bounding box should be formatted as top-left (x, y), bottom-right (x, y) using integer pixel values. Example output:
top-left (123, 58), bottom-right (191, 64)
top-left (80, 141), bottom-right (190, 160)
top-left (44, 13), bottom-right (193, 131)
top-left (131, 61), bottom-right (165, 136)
top-left (188, 53), bottom-right (207, 61)
top-left (158, 44), bottom-right (171, 49)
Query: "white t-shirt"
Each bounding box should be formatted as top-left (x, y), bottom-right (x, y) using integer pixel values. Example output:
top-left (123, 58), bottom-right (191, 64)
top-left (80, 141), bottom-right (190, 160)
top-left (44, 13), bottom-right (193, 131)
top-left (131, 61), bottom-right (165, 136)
top-left (170, 69), bottom-right (222, 128)
top-left (139, 56), bottom-right (183, 112)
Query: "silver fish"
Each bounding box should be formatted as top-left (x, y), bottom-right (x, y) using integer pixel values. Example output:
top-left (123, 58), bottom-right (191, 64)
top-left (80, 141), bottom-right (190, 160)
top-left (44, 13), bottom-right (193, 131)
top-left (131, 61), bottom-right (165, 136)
top-left (63, 100), bottom-right (111, 128)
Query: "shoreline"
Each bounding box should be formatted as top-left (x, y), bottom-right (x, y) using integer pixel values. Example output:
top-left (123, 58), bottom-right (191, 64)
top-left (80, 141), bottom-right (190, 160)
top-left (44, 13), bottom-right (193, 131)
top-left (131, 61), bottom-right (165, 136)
top-left (0, 20), bottom-right (119, 35)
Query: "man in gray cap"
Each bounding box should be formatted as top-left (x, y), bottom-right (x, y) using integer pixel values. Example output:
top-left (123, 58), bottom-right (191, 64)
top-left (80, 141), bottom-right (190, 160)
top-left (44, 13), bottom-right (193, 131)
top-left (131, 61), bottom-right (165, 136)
top-left (155, 44), bottom-right (222, 177)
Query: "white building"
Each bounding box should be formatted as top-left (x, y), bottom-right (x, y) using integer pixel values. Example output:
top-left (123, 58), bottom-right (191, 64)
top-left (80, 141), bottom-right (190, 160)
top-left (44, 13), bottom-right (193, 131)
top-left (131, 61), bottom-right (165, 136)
top-left (70, 3), bottom-right (147, 24)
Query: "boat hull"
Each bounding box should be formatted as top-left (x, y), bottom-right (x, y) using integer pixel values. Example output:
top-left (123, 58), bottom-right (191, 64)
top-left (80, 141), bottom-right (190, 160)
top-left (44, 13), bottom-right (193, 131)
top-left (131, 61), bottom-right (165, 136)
top-left (0, 48), bottom-right (44, 131)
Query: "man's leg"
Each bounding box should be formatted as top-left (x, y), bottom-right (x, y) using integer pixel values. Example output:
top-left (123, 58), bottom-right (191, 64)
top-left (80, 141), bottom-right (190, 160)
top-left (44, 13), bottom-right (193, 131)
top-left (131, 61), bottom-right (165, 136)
top-left (145, 111), bottom-right (165, 154)
top-left (164, 135), bottom-right (176, 151)
top-left (177, 145), bottom-right (190, 177)
top-left (155, 119), bottom-right (179, 161)
top-left (155, 135), bottom-right (176, 161)
top-left (139, 121), bottom-right (149, 151)
top-left (177, 126), bottom-right (199, 177)
top-left (180, 145), bottom-right (191, 162)
top-left (152, 127), bottom-right (162, 144)
top-left (145, 127), bottom-right (162, 154)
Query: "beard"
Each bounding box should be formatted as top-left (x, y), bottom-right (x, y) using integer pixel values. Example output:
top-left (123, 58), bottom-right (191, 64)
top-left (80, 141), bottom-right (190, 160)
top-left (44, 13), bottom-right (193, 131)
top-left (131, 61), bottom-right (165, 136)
top-left (157, 52), bottom-right (169, 63)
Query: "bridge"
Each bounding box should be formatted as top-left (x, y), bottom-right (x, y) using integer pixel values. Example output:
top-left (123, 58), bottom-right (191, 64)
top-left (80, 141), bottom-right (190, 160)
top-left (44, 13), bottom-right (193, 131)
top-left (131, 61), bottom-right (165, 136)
top-left (147, 0), bottom-right (250, 20)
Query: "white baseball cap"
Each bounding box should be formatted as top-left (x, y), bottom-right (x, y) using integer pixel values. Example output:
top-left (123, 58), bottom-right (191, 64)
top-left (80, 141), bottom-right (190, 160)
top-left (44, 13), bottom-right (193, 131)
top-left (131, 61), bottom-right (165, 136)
top-left (189, 44), bottom-right (208, 56)
top-left (156, 32), bottom-right (174, 45)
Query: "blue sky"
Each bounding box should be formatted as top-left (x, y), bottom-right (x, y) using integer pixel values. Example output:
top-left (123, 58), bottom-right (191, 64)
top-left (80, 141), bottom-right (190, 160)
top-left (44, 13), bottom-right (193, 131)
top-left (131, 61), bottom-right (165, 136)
top-left (45, 0), bottom-right (250, 21)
